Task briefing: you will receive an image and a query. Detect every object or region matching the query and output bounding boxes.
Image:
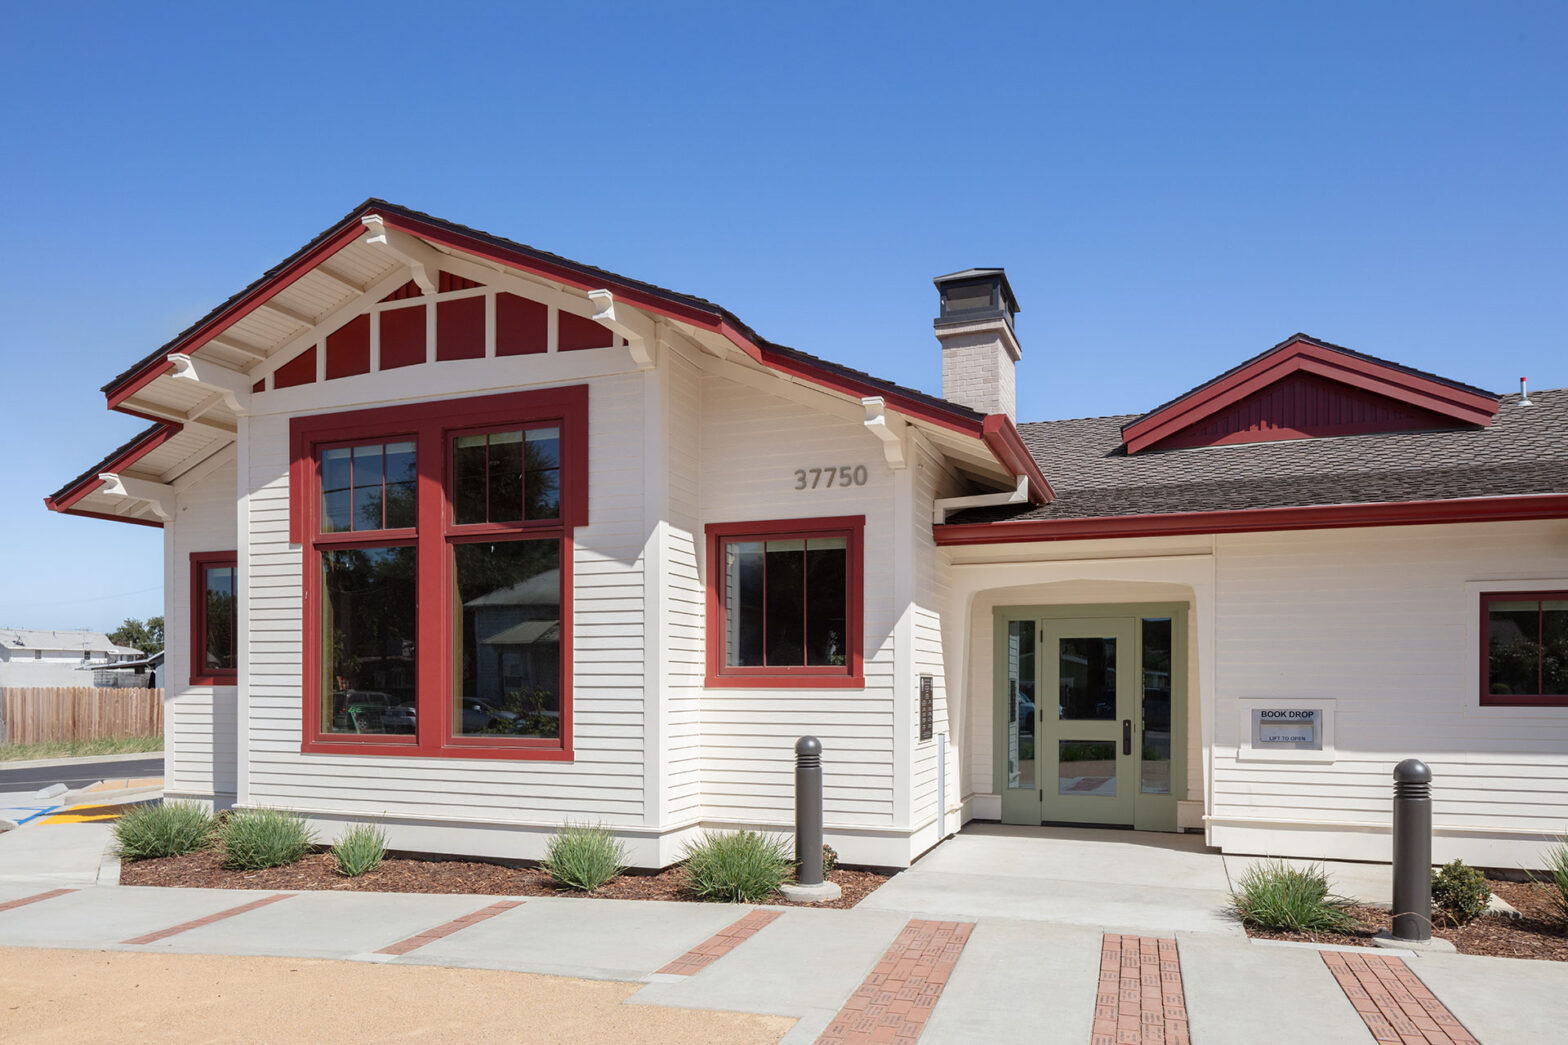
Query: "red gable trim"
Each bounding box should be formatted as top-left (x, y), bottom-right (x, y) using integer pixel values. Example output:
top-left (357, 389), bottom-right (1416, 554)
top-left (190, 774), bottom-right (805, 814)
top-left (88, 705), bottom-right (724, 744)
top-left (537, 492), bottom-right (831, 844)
top-left (99, 204), bottom-right (1049, 506)
top-left (44, 424), bottom-right (181, 514)
top-left (46, 507), bottom-right (164, 529)
top-left (932, 493), bottom-right (1568, 546)
top-left (1120, 338), bottom-right (1499, 454)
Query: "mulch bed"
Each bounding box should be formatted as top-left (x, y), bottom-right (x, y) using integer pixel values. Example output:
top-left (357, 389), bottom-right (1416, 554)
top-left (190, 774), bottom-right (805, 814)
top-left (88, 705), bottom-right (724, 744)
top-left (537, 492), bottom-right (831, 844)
top-left (119, 848), bottom-right (889, 910)
top-left (1244, 877), bottom-right (1568, 961)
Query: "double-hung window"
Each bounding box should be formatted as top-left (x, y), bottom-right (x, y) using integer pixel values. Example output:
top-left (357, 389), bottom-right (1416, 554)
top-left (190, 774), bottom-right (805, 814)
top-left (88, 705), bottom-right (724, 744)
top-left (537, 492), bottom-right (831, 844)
top-left (291, 386), bottom-right (586, 758)
top-left (190, 551), bottom-right (237, 685)
top-left (1482, 591), bottom-right (1568, 707)
top-left (705, 516), bottom-right (864, 687)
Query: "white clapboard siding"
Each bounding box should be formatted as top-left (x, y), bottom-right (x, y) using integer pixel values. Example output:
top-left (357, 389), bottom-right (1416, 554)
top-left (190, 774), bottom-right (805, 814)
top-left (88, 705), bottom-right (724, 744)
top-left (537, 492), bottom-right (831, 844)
top-left (663, 349), bottom-right (705, 823)
top-left (1210, 520), bottom-right (1568, 856)
top-left (697, 372), bottom-right (898, 827)
top-left (167, 457), bottom-right (238, 798)
top-left (910, 442), bottom-right (961, 836)
top-left (240, 369), bottom-right (650, 827)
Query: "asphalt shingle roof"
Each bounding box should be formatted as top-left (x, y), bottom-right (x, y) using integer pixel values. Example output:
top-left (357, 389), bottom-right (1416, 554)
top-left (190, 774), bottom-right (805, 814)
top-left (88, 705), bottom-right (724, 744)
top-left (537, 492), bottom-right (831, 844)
top-left (948, 389), bottom-right (1568, 524)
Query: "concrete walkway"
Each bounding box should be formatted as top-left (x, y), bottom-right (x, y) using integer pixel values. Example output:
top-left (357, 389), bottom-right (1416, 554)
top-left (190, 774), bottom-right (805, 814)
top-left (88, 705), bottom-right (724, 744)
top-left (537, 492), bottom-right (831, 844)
top-left (0, 820), bottom-right (1563, 1044)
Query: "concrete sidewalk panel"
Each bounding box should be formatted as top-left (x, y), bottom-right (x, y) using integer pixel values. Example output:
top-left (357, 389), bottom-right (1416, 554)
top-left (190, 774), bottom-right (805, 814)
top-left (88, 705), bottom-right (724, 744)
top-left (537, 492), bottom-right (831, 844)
top-left (0, 823), bottom-right (113, 885)
top-left (405, 896), bottom-right (753, 981)
top-left (1409, 951), bottom-right (1568, 1045)
top-left (0, 886), bottom-right (283, 950)
top-left (1176, 934), bottom-right (1375, 1045)
top-left (917, 920), bottom-right (1104, 1045)
top-left (916, 825), bottom-right (1231, 892)
top-left (631, 906), bottom-right (910, 1017)
top-left (136, 890), bottom-right (494, 959)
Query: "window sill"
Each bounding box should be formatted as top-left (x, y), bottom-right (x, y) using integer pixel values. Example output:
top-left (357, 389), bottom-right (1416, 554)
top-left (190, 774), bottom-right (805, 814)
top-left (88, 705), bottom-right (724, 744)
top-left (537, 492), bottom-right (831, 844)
top-left (704, 674), bottom-right (865, 690)
top-left (190, 674), bottom-right (238, 687)
top-left (300, 738), bottom-right (575, 760)
top-left (1479, 696), bottom-right (1568, 708)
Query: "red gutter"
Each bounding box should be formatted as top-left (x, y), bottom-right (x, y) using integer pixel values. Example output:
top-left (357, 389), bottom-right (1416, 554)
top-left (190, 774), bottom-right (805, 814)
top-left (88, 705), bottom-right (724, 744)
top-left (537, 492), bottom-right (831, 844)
top-left (981, 415), bottom-right (1054, 503)
top-left (933, 493), bottom-right (1568, 546)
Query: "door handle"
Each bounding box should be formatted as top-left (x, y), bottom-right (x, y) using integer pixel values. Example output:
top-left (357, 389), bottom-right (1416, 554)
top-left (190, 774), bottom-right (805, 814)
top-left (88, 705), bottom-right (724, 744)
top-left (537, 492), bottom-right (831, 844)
top-left (1122, 719), bottom-right (1132, 757)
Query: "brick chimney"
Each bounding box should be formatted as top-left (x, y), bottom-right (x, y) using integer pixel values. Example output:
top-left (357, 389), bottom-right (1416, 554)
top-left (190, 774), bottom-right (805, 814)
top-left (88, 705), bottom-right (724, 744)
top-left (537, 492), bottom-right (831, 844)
top-left (934, 268), bottom-right (1021, 420)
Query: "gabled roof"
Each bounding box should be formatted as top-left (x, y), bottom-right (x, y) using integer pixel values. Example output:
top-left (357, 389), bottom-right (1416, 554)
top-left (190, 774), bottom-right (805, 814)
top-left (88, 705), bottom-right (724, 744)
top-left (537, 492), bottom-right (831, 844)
top-left (1119, 333), bottom-right (1500, 453)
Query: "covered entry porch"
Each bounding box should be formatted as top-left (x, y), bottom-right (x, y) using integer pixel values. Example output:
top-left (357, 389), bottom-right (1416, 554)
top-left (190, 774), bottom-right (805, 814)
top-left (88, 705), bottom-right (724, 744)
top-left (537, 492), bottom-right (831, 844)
top-left (943, 545), bottom-right (1217, 838)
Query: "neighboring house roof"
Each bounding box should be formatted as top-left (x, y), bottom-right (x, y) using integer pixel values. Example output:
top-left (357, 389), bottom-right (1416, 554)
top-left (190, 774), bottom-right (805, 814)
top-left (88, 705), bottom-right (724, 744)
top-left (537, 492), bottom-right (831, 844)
top-left (0, 628), bottom-right (138, 654)
top-left (942, 389), bottom-right (1568, 534)
top-left (83, 649), bottom-right (164, 670)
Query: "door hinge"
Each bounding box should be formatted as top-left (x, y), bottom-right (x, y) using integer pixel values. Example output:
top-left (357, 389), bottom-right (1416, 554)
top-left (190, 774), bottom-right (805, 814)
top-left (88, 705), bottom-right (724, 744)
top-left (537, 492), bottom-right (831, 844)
top-left (1039, 788), bottom-right (1043, 801)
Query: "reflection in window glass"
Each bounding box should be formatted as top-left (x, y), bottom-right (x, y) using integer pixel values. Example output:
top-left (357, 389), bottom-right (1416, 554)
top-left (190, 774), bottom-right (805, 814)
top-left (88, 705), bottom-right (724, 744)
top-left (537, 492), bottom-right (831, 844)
top-left (321, 546), bottom-right (417, 734)
top-left (453, 540), bottom-right (561, 738)
top-left (203, 566), bottom-right (236, 672)
top-left (1487, 597), bottom-right (1568, 697)
top-left (1006, 621), bottom-right (1035, 790)
top-left (723, 536), bottom-right (848, 668)
top-left (1059, 637), bottom-right (1116, 720)
top-left (1059, 740), bottom-right (1117, 796)
top-left (452, 427), bottom-right (561, 525)
top-left (1141, 618), bottom-right (1172, 794)
top-left (320, 441), bottom-right (415, 532)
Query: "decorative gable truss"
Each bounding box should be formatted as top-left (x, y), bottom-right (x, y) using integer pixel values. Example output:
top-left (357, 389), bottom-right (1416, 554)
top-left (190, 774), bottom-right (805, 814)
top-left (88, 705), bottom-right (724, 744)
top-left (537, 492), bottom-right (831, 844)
top-left (1120, 334), bottom-right (1500, 453)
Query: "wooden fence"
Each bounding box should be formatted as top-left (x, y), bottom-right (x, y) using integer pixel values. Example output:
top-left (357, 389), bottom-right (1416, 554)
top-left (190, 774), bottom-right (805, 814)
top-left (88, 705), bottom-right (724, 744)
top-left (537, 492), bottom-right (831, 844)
top-left (0, 687), bottom-right (164, 746)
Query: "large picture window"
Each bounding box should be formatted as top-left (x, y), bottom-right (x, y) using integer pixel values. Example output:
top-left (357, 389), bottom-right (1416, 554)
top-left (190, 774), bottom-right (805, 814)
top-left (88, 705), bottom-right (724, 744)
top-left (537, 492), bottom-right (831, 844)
top-left (1482, 591), bottom-right (1568, 707)
top-left (705, 516), bottom-right (864, 688)
top-left (189, 551), bottom-right (237, 685)
top-left (291, 386), bottom-right (586, 758)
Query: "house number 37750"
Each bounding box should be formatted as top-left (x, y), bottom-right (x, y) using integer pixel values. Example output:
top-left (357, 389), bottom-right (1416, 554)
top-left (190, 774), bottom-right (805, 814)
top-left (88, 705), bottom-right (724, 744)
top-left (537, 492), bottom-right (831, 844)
top-left (794, 465), bottom-right (870, 489)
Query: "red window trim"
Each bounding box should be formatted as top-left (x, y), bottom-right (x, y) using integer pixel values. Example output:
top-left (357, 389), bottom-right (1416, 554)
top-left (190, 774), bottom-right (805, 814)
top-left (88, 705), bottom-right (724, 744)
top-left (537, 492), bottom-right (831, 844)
top-left (1480, 590), bottom-right (1568, 708)
top-left (705, 516), bottom-right (865, 689)
top-left (189, 550), bottom-right (238, 686)
top-left (290, 385), bottom-right (587, 760)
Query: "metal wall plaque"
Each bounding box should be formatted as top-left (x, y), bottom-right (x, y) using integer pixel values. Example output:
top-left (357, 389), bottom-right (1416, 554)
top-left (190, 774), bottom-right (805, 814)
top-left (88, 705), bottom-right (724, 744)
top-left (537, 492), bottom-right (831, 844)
top-left (919, 675), bottom-right (934, 741)
top-left (1252, 708), bottom-right (1321, 750)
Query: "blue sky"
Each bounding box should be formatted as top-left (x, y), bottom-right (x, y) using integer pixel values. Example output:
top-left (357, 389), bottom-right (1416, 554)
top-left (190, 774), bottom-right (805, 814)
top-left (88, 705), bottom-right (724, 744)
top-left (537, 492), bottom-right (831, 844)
top-left (1, 2), bottom-right (1564, 632)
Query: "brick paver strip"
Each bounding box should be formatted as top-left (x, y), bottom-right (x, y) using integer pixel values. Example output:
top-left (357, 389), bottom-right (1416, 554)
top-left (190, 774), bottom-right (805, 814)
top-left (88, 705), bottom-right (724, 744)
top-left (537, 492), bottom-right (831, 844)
top-left (815, 918), bottom-right (974, 1045)
top-left (375, 899), bottom-right (524, 956)
top-left (0, 888), bottom-right (76, 913)
top-left (1321, 950), bottom-right (1479, 1045)
top-left (121, 893), bottom-right (296, 945)
top-left (1090, 933), bottom-right (1189, 1045)
top-left (656, 909), bottom-right (781, 975)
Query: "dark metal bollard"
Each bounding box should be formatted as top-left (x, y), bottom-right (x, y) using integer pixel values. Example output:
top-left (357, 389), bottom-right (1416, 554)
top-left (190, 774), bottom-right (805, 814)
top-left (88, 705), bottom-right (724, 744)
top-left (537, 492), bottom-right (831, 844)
top-left (1391, 758), bottom-right (1433, 942)
top-left (795, 736), bottom-right (824, 886)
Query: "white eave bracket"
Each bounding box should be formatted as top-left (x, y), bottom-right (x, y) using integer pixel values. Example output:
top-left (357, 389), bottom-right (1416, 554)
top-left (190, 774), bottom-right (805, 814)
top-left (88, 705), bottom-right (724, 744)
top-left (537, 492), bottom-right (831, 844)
top-left (361, 214), bottom-right (441, 295)
top-left (587, 289), bottom-right (656, 369)
top-left (98, 472), bottom-right (173, 521)
top-left (168, 354), bottom-right (251, 415)
top-left (862, 397), bottom-right (907, 469)
top-left (932, 473), bottom-right (1029, 525)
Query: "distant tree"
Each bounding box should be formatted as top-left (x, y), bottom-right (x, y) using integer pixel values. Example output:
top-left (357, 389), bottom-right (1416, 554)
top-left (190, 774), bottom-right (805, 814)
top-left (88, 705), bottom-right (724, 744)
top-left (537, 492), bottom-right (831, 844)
top-left (109, 616), bottom-right (164, 656)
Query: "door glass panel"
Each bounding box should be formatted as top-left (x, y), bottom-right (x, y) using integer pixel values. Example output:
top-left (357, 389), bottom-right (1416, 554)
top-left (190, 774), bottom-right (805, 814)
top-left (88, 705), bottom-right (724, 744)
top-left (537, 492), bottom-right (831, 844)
top-left (1141, 618), bottom-right (1172, 794)
top-left (1005, 621), bottom-right (1035, 790)
top-left (1059, 740), bottom-right (1116, 796)
top-left (1059, 637), bottom-right (1116, 720)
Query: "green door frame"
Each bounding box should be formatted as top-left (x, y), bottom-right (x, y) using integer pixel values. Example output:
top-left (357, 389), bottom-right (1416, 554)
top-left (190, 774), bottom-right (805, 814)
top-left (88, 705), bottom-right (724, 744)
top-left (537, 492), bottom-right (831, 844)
top-left (992, 602), bottom-right (1189, 832)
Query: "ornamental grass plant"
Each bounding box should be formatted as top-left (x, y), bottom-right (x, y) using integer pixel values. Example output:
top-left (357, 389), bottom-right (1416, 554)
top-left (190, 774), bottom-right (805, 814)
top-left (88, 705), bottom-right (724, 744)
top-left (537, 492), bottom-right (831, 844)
top-left (113, 801), bottom-right (214, 861)
top-left (218, 808), bottom-right (315, 870)
top-left (682, 830), bottom-right (793, 903)
top-left (331, 823), bottom-right (388, 877)
top-left (1535, 836), bottom-right (1568, 925)
top-left (542, 821), bottom-right (629, 892)
top-left (1229, 859), bottom-right (1359, 933)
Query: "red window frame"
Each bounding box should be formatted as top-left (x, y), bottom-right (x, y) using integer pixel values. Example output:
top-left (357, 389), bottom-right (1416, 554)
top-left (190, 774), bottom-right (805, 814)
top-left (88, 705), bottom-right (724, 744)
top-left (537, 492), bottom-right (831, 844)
top-left (705, 516), bottom-right (865, 688)
top-left (290, 385), bottom-right (587, 759)
top-left (189, 550), bottom-right (238, 685)
top-left (1480, 590), bottom-right (1568, 707)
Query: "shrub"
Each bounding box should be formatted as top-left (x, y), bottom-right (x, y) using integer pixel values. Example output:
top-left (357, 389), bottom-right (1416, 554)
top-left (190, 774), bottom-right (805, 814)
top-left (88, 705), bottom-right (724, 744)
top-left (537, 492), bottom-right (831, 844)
top-left (331, 823), bottom-right (388, 878)
top-left (1431, 860), bottom-right (1490, 926)
top-left (1229, 860), bottom-right (1359, 933)
top-left (113, 801), bottom-right (214, 861)
top-left (682, 830), bottom-right (793, 902)
top-left (218, 808), bottom-right (314, 870)
top-left (821, 844), bottom-right (838, 876)
top-left (1535, 836), bottom-right (1568, 925)
top-left (542, 822), bottom-right (629, 892)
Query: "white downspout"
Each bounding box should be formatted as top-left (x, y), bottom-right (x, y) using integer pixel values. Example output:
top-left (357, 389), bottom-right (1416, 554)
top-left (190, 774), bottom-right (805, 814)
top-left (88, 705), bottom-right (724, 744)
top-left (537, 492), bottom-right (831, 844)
top-left (932, 474), bottom-right (1029, 524)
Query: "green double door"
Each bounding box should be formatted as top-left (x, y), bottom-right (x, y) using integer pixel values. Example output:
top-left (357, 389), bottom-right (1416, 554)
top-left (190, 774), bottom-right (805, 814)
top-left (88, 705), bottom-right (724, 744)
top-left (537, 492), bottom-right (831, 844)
top-left (996, 607), bottom-right (1184, 831)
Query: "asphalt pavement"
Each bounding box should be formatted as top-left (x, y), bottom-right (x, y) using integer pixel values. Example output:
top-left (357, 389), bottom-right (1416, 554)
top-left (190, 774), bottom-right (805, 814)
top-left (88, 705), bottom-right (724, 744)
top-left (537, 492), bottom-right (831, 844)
top-left (0, 757), bottom-right (163, 792)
